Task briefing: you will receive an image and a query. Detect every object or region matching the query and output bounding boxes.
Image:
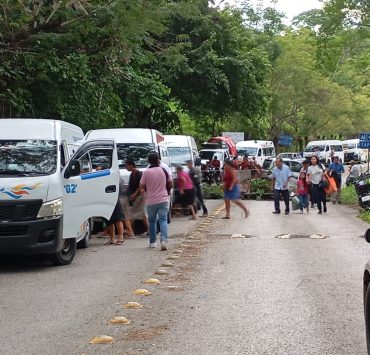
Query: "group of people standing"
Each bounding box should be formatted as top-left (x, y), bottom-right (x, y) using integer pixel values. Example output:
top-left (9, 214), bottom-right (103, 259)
top-left (272, 155), bottom-right (345, 215)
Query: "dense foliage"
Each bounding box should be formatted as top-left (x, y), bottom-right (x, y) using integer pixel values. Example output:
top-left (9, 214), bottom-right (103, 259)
top-left (0, 0), bottom-right (369, 147)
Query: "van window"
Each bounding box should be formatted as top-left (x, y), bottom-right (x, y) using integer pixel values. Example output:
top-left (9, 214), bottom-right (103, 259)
top-left (90, 149), bottom-right (113, 170)
top-left (263, 147), bottom-right (274, 157)
top-left (331, 145), bottom-right (343, 152)
top-left (168, 147), bottom-right (191, 165)
top-left (0, 139), bottom-right (57, 176)
top-left (78, 153), bottom-right (92, 173)
top-left (257, 149), bottom-right (262, 156)
top-left (290, 162), bottom-right (301, 173)
top-left (237, 147), bottom-right (257, 156)
top-left (117, 143), bottom-right (155, 168)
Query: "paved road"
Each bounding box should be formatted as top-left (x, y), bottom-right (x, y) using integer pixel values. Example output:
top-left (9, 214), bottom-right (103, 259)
top-left (1, 200), bottom-right (369, 355)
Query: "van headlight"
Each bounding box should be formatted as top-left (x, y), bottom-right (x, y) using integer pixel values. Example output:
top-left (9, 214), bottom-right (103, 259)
top-left (37, 198), bottom-right (63, 218)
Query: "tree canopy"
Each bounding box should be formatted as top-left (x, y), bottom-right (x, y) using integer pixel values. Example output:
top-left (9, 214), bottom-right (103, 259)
top-left (0, 0), bottom-right (369, 148)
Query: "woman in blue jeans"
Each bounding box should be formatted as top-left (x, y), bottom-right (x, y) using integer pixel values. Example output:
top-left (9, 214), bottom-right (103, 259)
top-left (140, 152), bottom-right (173, 251)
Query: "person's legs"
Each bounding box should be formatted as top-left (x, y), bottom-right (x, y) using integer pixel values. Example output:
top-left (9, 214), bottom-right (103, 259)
top-left (224, 199), bottom-right (231, 217)
top-left (313, 184), bottom-right (322, 212)
top-left (273, 189), bottom-right (281, 213)
top-left (123, 220), bottom-right (134, 238)
top-left (188, 204), bottom-right (197, 219)
top-left (157, 202), bottom-right (169, 243)
top-left (337, 177), bottom-right (342, 203)
top-left (146, 204), bottom-right (158, 245)
top-left (282, 189), bottom-right (290, 213)
top-left (298, 195), bottom-right (304, 211)
top-left (233, 199), bottom-right (249, 217)
top-left (106, 224), bottom-right (116, 244)
top-left (115, 221), bottom-right (124, 244)
top-left (303, 195), bottom-right (308, 209)
top-left (196, 185), bottom-right (208, 215)
top-left (321, 187), bottom-right (327, 212)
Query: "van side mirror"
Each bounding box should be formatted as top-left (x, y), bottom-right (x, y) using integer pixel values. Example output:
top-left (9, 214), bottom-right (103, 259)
top-left (66, 160), bottom-right (80, 178)
top-left (195, 157), bottom-right (201, 166)
top-left (365, 229), bottom-right (370, 243)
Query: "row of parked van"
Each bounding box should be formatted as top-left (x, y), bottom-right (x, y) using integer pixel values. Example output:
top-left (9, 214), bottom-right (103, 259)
top-left (0, 118), bottom-right (366, 266)
top-left (0, 119), bottom-right (209, 266)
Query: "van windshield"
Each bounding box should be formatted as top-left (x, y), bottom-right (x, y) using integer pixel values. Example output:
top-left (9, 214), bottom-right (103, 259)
top-left (305, 145), bottom-right (325, 152)
top-left (0, 140), bottom-right (57, 175)
top-left (117, 143), bottom-right (155, 168)
top-left (237, 147), bottom-right (257, 156)
top-left (200, 151), bottom-right (222, 161)
top-left (331, 145), bottom-right (343, 152)
top-left (343, 143), bottom-right (356, 150)
top-left (167, 147), bottom-right (192, 166)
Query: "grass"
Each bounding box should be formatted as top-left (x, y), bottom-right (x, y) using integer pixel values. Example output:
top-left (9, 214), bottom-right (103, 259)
top-left (341, 185), bottom-right (358, 205)
top-left (341, 185), bottom-right (370, 224)
top-left (360, 210), bottom-right (370, 224)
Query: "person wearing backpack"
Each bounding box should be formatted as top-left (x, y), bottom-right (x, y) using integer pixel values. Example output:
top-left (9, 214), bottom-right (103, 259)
top-left (140, 152), bottom-right (173, 250)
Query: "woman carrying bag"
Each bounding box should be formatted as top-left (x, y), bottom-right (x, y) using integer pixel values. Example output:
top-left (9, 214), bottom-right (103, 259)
top-left (307, 156), bottom-right (328, 214)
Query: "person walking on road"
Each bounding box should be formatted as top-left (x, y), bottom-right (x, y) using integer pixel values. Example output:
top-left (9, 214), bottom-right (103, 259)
top-left (140, 152), bottom-right (173, 250)
top-left (176, 165), bottom-right (197, 220)
top-left (307, 156), bottom-right (327, 214)
top-left (222, 160), bottom-right (249, 219)
top-left (272, 157), bottom-right (292, 215)
top-left (297, 172), bottom-right (309, 213)
top-left (187, 160), bottom-right (208, 217)
top-left (125, 158), bottom-right (148, 235)
top-left (329, 156), bottom-right (344, 204)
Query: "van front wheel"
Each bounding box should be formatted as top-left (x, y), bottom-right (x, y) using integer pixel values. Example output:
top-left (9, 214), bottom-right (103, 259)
top-left (49, 238), bottom-right (76, 266)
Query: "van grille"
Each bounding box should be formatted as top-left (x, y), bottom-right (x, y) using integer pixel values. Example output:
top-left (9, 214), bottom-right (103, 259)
top-left (0, 225), bottom-right (28, 236)
top-left (0, 200), bottom-right (42, 222)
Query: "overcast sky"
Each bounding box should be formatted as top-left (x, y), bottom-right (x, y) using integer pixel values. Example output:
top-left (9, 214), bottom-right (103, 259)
top-left (216, 0), bottom-right (323, 22)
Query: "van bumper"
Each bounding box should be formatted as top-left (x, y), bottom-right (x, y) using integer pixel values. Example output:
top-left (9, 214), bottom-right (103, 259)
top-left (0, 216), bottom-right (63, 255)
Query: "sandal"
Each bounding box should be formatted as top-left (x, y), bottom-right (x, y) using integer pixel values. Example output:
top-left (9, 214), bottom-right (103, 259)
top-left (222, 216), bottom-right (230, 219)
top-left (127, 234), bottom-right (135, 239)
top-left (115, 239), bottom-right (124, 245)
top-left (105, 240), bottom-right (116, 245)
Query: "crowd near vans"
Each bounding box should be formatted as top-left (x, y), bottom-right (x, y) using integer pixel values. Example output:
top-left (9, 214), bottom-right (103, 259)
top-left (303, 140), bottom-right (344, 164)
top-left (165, 135), bottom-right (200, 168)
top-left (0, 119), bottom-right (119, 265)
top-left (342, 139), bottom-right (368, 163)
top-left (199, 147), bottom-right (231, 169)
top-left (236, 140), bottom-right (275, 166)
top-left (85, 128), bottom-right (170, 183)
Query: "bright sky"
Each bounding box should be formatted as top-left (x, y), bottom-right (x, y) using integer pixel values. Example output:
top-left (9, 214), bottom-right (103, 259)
top-left (216, 0), bottom-right (323, 22)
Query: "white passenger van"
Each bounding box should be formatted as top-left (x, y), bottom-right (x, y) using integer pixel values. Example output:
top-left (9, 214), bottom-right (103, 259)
top-left (342, 139), bottom-right (368, 163)
top-left (85, 128), bottom-right (170, 183)
top-left (303, 140), bottom-right (344, 164)
top-left (236, 140), bottom-right (275, 166)
top-left (0, 119), bottom-right (119, 265)
top-left (165, 135), bottom-right (200, 168)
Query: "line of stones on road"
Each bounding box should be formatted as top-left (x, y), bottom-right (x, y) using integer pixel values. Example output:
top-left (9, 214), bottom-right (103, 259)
top-left (88, 204), bottom-right (224, 346)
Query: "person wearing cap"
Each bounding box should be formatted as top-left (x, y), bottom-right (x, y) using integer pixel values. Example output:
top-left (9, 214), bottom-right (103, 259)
top-left (140, 152), bottom-right (173, 250)
top-left (329, 156), bottom-right (345, 204)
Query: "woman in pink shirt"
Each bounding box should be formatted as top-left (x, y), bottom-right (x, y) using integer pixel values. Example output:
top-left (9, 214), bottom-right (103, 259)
top-left (176, 165), bottom-right (197, 220)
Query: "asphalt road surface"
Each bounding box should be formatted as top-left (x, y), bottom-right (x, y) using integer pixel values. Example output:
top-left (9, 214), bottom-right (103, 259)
top-left (1, 199), bottom-right (369, 355)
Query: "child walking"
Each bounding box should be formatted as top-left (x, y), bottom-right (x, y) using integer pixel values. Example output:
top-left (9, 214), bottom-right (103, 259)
top-left (297, 172), bottom-right (309, 214)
